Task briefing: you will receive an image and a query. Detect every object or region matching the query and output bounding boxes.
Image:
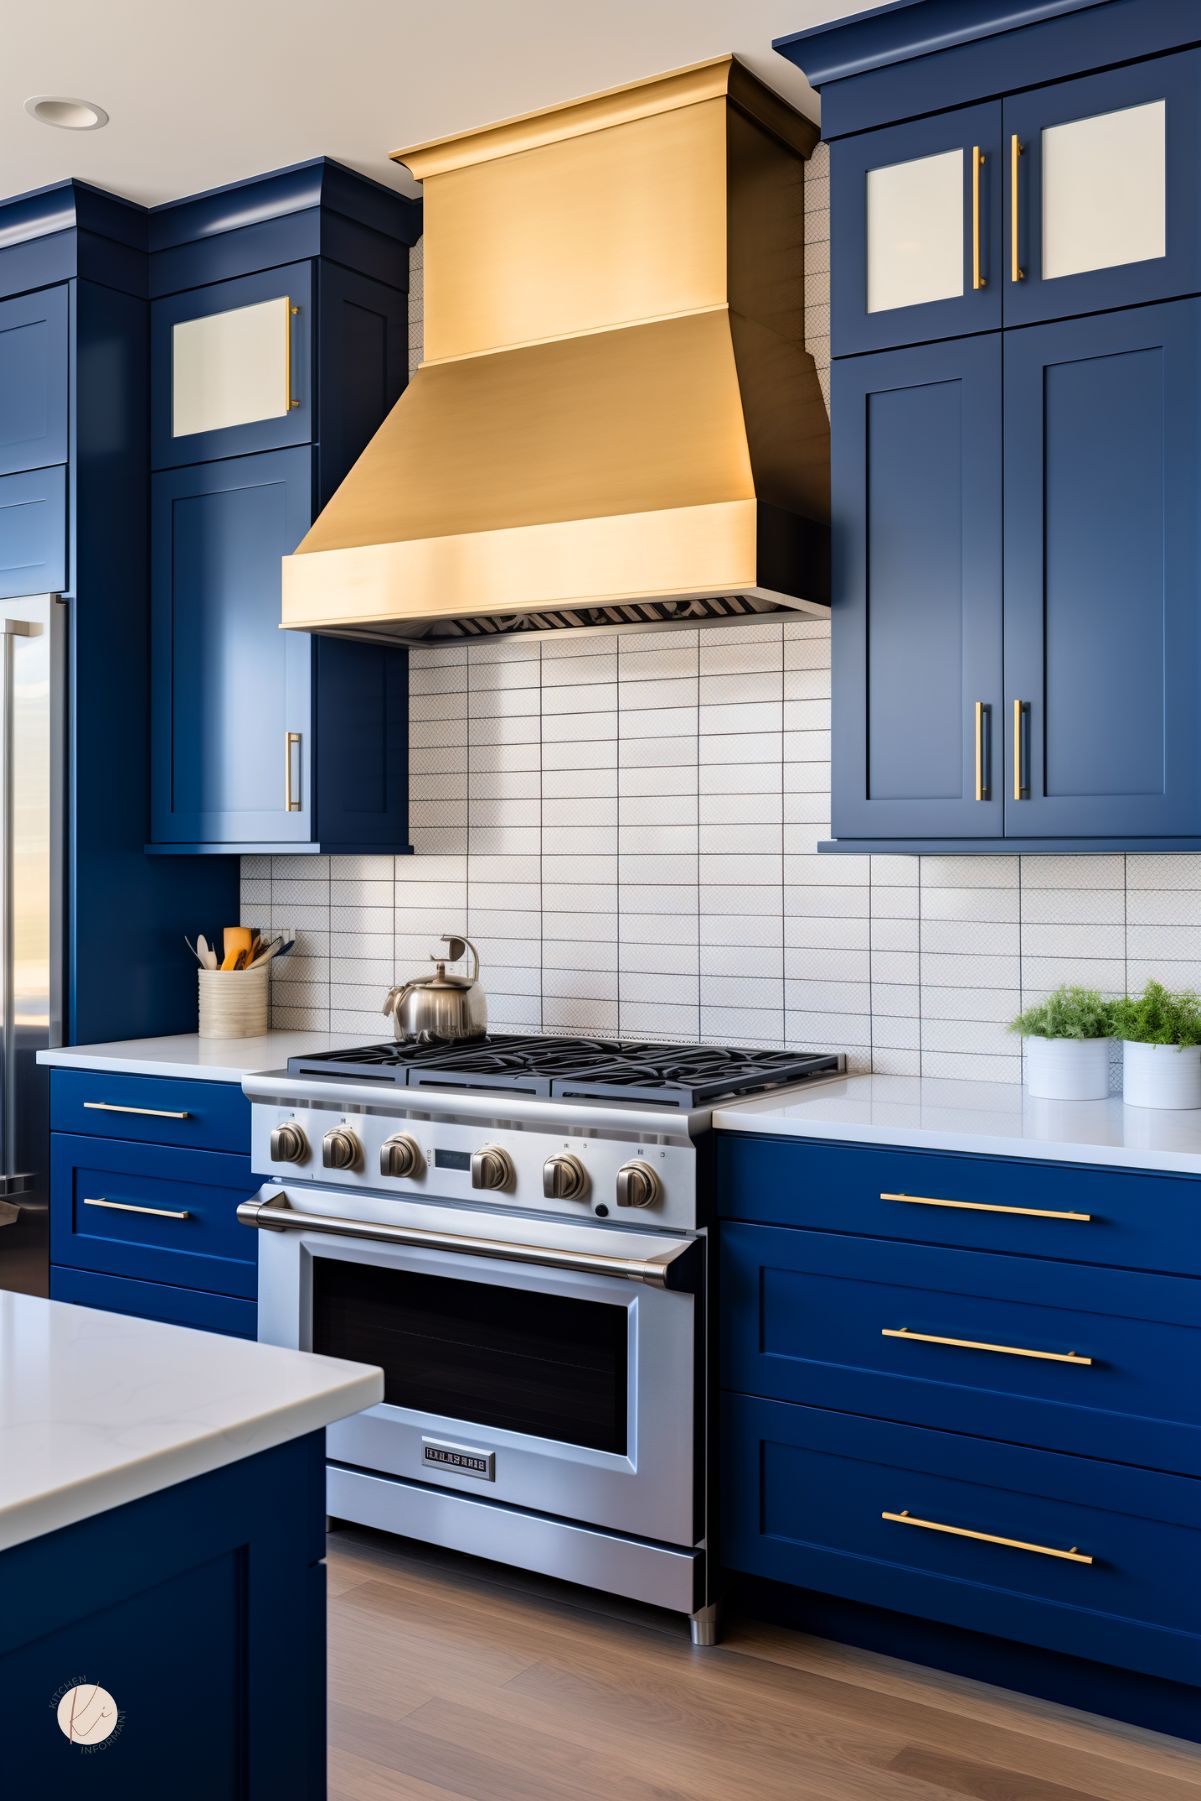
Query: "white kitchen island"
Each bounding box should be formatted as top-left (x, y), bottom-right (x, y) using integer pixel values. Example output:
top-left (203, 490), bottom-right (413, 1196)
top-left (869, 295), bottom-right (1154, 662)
top-left (0, 1293), bottom-right (381, 1798)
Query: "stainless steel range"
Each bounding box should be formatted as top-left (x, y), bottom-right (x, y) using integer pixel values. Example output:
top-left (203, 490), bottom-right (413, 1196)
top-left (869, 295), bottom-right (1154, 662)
top-left (240, 1037), bottom-right (842, 1643)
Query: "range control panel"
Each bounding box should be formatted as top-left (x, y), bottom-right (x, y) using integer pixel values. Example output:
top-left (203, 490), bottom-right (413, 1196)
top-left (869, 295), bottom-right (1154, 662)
top-left (251, 1105), bottom-right (698, 1233)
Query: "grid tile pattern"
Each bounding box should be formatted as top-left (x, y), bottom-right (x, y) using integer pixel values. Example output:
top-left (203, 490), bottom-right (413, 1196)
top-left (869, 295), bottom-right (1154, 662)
top-left (240, 156), bottom-right (1201, 1083)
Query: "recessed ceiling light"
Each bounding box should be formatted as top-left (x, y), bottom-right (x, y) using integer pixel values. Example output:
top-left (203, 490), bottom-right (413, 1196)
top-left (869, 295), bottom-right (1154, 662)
top-left (25, 96), bottom-right (109, 131)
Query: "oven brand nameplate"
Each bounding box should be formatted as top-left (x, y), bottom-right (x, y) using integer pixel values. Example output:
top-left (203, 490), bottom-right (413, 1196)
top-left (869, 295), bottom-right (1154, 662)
top-left (422, 1438), bottom-right (496, 1481)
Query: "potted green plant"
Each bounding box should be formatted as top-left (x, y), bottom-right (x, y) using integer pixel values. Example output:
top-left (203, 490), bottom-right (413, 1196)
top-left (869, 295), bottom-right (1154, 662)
top-left (1009, 987), bottom-right (1115, 1100)
top-left (1112, 982), bottom-right (1201, 1109)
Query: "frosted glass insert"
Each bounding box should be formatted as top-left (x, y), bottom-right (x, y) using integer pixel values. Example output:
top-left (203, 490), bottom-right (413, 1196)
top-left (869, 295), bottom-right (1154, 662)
top-left (866, 148), bottom-right (964, 314)
top-left (172, 296), bottom-right (292, 438)
top-left (1042, 100), bottom-right (1165, 281)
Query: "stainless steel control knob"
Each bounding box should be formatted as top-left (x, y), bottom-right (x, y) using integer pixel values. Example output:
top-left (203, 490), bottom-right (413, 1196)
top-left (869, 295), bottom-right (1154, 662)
top-left (380, 1134), bottom-right (422, 1179)
top-left (470, 1145), bottom-right (514, 1191)
top-left (269, 1121), bottom-right (308, 1164)
top-left (615, 1159), bottom-right (661, 1209)
top-left (322, 1127), bottom-right (361, 1172)
top-left (542, 1152), bottom-right (588, 1201)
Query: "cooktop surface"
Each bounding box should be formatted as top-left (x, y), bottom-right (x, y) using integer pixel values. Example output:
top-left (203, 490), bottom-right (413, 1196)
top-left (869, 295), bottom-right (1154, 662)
top-left (287, 1036), bottom-right (841, 1109)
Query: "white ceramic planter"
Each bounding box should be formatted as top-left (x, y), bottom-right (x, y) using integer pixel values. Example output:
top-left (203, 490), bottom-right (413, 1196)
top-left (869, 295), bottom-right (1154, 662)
top-left (1122, 1039), bottom-right (1201, 1110)
top-left (1023, 1035), bottom-right (1111, 1101)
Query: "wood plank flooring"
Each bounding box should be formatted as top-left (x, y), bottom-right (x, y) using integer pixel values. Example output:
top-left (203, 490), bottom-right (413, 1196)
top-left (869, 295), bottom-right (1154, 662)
top-left (326, 1527), bottom-right (1199, 1801)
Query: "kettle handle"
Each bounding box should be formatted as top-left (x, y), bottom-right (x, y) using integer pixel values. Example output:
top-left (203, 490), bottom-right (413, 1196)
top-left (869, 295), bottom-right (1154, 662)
top-left (439, 934), bottom-right (479, 983)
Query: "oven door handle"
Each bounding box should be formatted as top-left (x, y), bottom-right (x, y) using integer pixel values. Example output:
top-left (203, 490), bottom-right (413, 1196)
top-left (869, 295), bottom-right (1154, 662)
top-left (237, 1189), bottom-right (700, 1291)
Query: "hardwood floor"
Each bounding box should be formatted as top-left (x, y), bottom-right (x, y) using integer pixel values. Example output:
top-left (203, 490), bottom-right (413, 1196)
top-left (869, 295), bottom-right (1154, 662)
top-left (325, 1528), bottom-right (1199, 1801)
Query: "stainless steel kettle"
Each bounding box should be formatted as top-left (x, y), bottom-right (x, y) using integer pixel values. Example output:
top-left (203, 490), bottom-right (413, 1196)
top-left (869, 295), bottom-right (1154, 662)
top-left (382, 935), bottom-right (488, 1044)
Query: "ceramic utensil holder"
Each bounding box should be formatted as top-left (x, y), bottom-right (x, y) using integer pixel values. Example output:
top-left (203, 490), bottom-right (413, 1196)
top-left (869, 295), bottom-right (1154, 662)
top-left (198, 966), bottom-right (269, 1039)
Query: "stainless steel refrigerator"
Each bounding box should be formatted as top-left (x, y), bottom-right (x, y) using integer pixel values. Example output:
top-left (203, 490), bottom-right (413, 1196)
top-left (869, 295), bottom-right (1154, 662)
top-left (0, 593), bottom-right (64, 1295)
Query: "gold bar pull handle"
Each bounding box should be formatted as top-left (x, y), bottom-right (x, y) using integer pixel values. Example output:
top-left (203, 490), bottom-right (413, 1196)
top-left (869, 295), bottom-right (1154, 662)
top-left (881, 1191), bottom-right (1092, 1222)
top-left (1013, 699), bottom-right (1028, 801)
top-left (84, 1196), bottom-right (191, 1221)
top-left (1010, 134), bottom-right (1025, 281)
top-left (882, 1326), bottom-right (1093, 1366)
top-left (285, 302), bottom-right (300, 411)
top-left (883, 1509), bottom-right (1093, 1565)
top-left (84, 1101), bottom-right (190, 1121)
top-left (974, 701), bottom-right (990, 800)
top-left (971, 146), bottom-right (986, 290)
top-left (285, 730), bottom-right (301, 812)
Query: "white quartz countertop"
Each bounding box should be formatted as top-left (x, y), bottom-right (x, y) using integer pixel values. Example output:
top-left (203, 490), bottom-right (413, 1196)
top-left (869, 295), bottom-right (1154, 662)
top-left (38, 1031), bottom-right (366, 1084)
top-left (0, 1294), bottom-right (382, 1552)
top-left (713, 1073), bottom-right (1201, 1175)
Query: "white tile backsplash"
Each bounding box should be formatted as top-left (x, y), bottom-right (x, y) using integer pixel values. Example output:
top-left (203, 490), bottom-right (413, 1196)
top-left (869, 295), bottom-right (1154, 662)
top-left (242, 155), bottom-right (1201, 1079)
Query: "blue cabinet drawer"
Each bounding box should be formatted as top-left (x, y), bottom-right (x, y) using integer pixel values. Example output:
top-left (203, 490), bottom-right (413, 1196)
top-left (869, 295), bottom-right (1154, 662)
top-left (0, 465), bottom-right (66, 599)
top-left (716, 1135), bottom-right (1201, 1278)
top-left (722, 1223), bottom-right (1201, 1475)
top-left (722, 1395), bottom-right (1201, 1686)
top-left (151, 262), bottom-right (313, 468)
top-left (51, 1068), bottom-right (250, 1153)
top-left (51, 1135), bottom-right (257, 1297)
top-left (0, 286), bottom-right (68, 475)
top-left (50, 1265), bottom-right (256, 1338)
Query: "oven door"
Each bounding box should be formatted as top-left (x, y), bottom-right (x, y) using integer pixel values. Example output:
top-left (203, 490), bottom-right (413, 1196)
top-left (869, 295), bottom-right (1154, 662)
top-left (249, 1184), bottom-right (700, 1546)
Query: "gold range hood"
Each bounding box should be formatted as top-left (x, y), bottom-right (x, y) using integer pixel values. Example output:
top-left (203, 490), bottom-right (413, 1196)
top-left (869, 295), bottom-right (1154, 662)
top-left (282, 56), bottom-right (830, 643)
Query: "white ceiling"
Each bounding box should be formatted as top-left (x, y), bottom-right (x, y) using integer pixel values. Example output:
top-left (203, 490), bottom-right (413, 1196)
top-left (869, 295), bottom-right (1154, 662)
top-left (2, 0), bottom-right (847, 208)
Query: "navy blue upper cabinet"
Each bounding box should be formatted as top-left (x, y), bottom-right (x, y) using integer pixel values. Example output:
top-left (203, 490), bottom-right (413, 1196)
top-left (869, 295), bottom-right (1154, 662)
top-left (831, 104), bottom-right (1003, 356)
top-left (0, 286), bottom-right (68, 475)
top-left (1004, 50), bottom-right (1201, 328)
top-left (151, 449), bottom-right (316, 846)
top-left (785, 0), bottom-right (1201, 850)
top-left (316, 262), bottom-right (408, 503)
top-left (1004, 300), bottom-right (1201, 839)
top-left (832, 53), bottom-right (1201, 354)
top-left (151, 263), bottom-right (314, 469)
top-left (0, 465), bottom-right (66, 598)
top-left (145, 160), bottom-right (419, 853)
top-left (831, 335), bottom-right (1002, 839)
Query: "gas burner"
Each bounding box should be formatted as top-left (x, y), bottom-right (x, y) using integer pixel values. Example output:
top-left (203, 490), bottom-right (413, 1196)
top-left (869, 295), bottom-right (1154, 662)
top-left (288, 1036), bottom-right (841, 1110)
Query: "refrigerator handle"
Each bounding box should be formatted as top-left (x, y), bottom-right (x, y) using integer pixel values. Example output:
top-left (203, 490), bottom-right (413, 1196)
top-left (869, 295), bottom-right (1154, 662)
top-left (0, 619), bottom-right (35, 1199)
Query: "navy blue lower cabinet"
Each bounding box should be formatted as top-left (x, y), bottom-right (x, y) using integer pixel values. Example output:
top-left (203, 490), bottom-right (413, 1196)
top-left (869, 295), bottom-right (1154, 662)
top-left (0, 284), bottom-right (68, 475)
top-left (50, 1265), bottom-right (256, 1337)
top-left (50, 1067), bottom-right (251, 1154)
top-left (0, 464), bottom-right (66, 598)
top-left (722, 1223), bottom-right (1201, 1474)
top-left (51, 1135), bottom-right (257, 1298)
top-left (1004, 299), bottom-right (1201, 839)
top-left (722, 1395), bottom-right (1201, 1688)
top-left (831, 335), bottom-right (1002, 841)
top-left (715, 1133), bottom-right (1201, 1278)
top-left (0, 1432), bottom-right (325, 1798)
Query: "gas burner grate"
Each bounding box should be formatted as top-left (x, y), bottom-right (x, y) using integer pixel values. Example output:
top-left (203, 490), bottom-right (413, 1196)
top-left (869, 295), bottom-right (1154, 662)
top-left (288, 1036), bottom-right (841, 1109)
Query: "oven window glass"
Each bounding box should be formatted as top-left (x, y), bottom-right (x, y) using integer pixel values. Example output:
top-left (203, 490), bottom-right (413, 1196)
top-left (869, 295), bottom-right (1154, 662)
top-left (312, 1259), bottom-right (629, 1454)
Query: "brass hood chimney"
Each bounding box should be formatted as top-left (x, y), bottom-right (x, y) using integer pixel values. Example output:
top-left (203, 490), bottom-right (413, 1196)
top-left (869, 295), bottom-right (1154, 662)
top-left (282, 56), bottom-right (829, 642)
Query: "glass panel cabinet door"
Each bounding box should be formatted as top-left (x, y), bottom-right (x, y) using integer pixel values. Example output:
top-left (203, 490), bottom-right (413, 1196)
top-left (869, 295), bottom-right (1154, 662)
top-left (831, 102), bottom-right (1001, 355)
top-left (1004, 50), bottom-right (1201, 326)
